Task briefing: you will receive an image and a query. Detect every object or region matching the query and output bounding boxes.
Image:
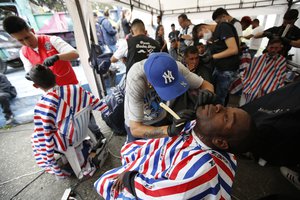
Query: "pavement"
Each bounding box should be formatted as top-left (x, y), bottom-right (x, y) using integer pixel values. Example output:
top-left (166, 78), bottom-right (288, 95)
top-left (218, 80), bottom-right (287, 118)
top-left (0, 66), bottom-right (300, 200)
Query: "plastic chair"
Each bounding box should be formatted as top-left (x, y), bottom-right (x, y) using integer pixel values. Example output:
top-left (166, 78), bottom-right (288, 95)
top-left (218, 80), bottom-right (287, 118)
top-left (56, 106), bottom-right (96, 179)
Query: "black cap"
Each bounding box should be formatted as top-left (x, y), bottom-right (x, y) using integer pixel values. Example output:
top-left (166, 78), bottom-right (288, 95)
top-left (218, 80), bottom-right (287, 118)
top-left (283, 9), bottom-right (298, 20)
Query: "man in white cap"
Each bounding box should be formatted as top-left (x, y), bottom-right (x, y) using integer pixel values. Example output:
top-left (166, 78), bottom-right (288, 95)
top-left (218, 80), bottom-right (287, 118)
top-left (124, 52), bottom-right (214, 142)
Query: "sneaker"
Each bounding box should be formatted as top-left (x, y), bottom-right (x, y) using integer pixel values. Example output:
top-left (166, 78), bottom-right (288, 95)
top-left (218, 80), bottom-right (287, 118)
top-left (280, 166), bottom-right (300, 190)
top-left (5, 115), bottom-right (14, 125)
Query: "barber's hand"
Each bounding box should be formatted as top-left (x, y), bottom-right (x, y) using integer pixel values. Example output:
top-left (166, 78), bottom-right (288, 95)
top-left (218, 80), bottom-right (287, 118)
top-left (263, 32), bottom-right (273, 39)
top-left (281, 37), bottom-right (291, 45)
top-left (43, 55), bottom-right (59, 67)
top-left (194, 90), bottom-right (217, 109)
top-left (167, 109), bottom-right (196, 137)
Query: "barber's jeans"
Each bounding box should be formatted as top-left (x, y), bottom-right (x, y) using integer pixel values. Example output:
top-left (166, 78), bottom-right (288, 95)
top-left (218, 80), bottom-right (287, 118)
top-left (0, 92), bottom-right (13, 119)
top-left (88, 113), bottom-right (99, 132)
top-left (213, 69), bottom-right (238, 105)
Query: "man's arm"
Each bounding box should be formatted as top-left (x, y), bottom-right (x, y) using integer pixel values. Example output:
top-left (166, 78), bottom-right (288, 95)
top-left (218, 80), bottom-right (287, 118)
top-left (212, 37), bottom-right (238, 59)
top-left (289, 38), bottom-right (300, 48)
top-left (200, 80), bottom-right (214, 93)
top-left (253, 31), bottom-right (265, 39)
top-left (19, 50), bottom-right (33, 72)
top-left (50, 36), bottom-right (79, 61)
top-left (243, 34), bottom-right (254, 40)
top-left (129, 120), bottom-right (169, 139)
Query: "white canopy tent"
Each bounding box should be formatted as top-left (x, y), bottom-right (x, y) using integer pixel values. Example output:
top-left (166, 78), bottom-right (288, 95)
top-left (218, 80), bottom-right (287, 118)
top-left (64, 0), bottom-right (300, 97)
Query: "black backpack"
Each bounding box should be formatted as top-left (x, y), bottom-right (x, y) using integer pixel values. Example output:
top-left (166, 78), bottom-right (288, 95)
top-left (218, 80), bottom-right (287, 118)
top-left (89, 43), bottom-right (112, 75)
top-left (101, 77), bottom-right (126, 135)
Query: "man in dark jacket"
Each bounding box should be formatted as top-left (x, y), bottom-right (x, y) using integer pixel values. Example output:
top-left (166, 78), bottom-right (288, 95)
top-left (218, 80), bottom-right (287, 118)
top-left (0, 73), bottom-right (17, 125)
top-left (98, 11), bottom-right (117, 52)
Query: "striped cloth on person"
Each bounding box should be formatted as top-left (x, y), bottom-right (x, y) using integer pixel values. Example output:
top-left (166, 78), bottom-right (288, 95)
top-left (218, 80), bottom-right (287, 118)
top-left (94, 121), bottom-right (237, 200)
top-left (242, 53), bottom-right (286, 103)
top-left (31, 85), bottom-right (109, 178)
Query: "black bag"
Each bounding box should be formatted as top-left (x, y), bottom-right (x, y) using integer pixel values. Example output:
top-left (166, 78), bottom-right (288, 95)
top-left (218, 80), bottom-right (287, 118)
top-left (89, 43), bottom-right (112, 75)
top-left (101, 77), bottom-right (127, 135)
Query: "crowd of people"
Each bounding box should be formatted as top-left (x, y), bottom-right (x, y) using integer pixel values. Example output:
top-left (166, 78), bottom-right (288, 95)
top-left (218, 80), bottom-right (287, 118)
top-left (2, 6), bottom-right (300, 199)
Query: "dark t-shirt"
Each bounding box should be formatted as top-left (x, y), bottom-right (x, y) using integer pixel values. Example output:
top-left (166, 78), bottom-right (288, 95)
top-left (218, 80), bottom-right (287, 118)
top-left (210, 22), bottom-right (240, 71)
top-left (126, 35), bottom-right (160, 73)
top-left (168, 30), bottom-right (180, 42)
top-left (156, 36), bottom-right (168, 53)
top-left (265, 25), bottom-right (300, 57)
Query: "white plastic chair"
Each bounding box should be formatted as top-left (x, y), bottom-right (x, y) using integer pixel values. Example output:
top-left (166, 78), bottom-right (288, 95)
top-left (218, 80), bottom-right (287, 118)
top-left (56, 106), bottom-right (97, 179)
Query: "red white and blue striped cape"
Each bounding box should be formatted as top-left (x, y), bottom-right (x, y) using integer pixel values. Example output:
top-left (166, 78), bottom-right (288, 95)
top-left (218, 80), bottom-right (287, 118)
top-left (242, 53), bottom-right (286, 103)
top-left (31, 85), bottom-right (109, 178)
top-left (94, 121), bottom-right (237, 200)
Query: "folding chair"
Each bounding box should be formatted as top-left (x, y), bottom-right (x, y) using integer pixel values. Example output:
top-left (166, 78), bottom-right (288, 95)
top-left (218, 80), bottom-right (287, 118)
top-left (56, 106), bottom-right (97, 179)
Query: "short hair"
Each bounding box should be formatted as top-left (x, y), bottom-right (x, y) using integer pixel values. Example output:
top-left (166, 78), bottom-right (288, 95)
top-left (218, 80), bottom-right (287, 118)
top-left (3, 15), bottom-right (30, 34)
top-left (241, 16), bottom-right (252, 25)
top-left (192, 23), bottom-right (206, 41)
top-left (131, 18), bottom-right (145, 31)
top-left (171, 23), bottom-right (175, 27)
top-left (284, 9), bottom-right (299, 20)
top-left (268, 38), bottom-right (282, 46)
top-left (178, 13), bottom-right (188, 20)
top-left (252, 19), bottom-right (259, 24)
top-left (29, 64), bottom-right (56, 89)
top-left (212, 7), bottom-right (229, 20)
top-left (184, 46), bottom-right (199, 57)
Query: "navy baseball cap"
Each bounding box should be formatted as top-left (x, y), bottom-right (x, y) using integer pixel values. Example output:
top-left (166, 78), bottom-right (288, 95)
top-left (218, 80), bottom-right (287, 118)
top-left (144, 52), bottom-right (189, 101)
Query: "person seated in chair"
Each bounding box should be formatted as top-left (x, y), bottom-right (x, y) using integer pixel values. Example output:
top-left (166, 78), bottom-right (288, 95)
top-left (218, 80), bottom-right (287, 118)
top-left (94, 104), bottom-right (257, 199)
top-left (28, 64), bottom-right (109, 178)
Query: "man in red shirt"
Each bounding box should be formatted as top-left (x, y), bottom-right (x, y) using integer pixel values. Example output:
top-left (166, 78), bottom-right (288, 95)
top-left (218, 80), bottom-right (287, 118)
top-left (3, 15), bottom-right (78, 86)
top-left (3, 16), bottom-right (105, 141)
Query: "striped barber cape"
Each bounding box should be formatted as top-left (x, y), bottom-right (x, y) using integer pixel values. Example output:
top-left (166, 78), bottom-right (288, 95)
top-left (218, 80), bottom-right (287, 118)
top-left (242, 53), bottom-right (286, 103)
top-left (94, 121), bottom-right (237, 200)
top-left (31, 85), bottom-right (109, 178)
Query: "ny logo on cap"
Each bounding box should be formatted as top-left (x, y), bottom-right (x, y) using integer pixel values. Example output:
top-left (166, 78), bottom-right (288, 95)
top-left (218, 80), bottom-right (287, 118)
top-left (162, 70), bottom-right (175, 84)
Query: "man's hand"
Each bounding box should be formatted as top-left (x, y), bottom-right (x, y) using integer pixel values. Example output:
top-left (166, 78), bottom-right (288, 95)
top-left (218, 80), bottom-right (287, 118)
top-left (194, 90), bottom-right (217, 109)
top-left (43, 55), bottom-right (59, 67)
top-left (112, 171), bottom-right (127, 193)
top-left (167, 109), bottom-right (196, 137)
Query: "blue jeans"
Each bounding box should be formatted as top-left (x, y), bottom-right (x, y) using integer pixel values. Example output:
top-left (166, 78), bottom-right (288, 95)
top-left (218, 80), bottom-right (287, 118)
top-left (213, 69), bottom-right (238, 105)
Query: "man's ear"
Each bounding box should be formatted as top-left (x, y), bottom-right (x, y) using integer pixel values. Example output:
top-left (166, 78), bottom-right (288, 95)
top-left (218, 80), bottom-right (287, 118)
top-left (30, 28), bottom-right (35, 34)
top-left (212, 137), bottom-right (229, 150)
top-left (33, 83), bottom-right (39, 88)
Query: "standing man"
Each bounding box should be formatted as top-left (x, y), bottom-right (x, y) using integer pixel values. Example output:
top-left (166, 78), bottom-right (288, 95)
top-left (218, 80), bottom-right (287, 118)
top-left (193, 23), bottom-right (239, 105)
top-left (3, 15), bottom-right (105, 141)
top-left (254, 9), bottom-right (300, 58)
top-left (0, 73), bottom-right (17, 125)
top-left (110, 19), bottom-right (160, 73)
top-left (98, 10), bottom-right (118, 53)
top-left (178, 14), bottom-right (194, 57)
top-left (243, 19), bottom-right (264, 58)
top-left (124, 52), bottom-right (214, 142)
top-left (212, 7), bottom-right (243, 45)
top-left (168, 23), bottom-right (180, 60)
top-left (3, 16), bottom-right (78, 86)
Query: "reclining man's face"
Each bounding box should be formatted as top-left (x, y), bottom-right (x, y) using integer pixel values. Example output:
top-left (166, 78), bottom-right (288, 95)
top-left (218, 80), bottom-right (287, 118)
top-left (195, 104), bottom-right (251, 151)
